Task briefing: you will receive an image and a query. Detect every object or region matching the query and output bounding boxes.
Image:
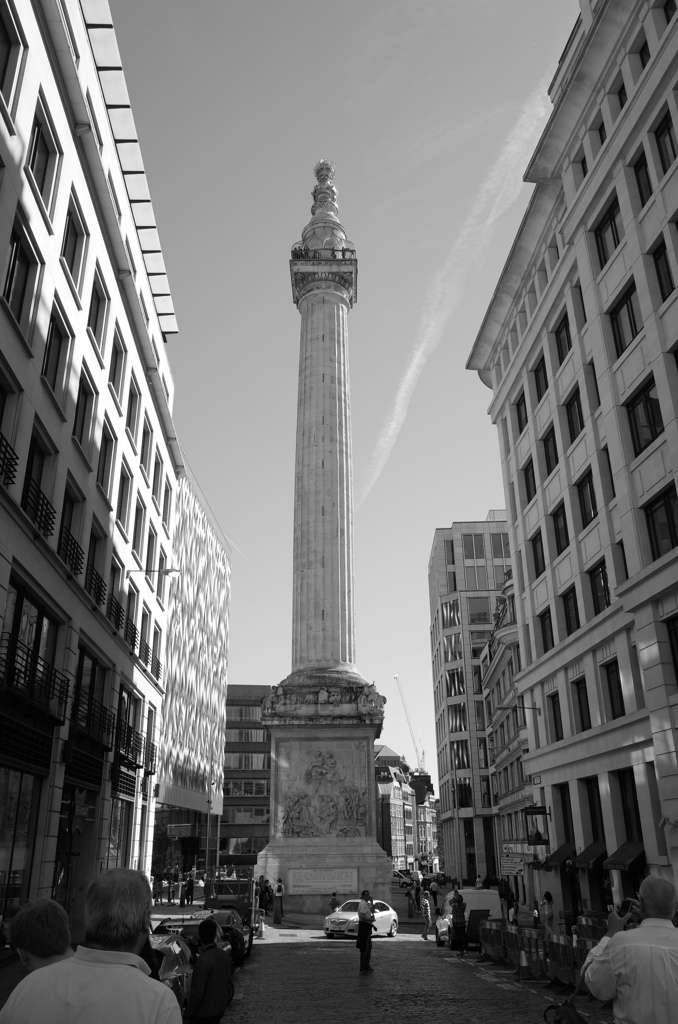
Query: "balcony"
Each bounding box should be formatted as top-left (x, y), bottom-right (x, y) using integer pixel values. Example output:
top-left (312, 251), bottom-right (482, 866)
top-left (85, 564), bottom-right (107, 607)
top-left (151, 655), bottom-right (162, 681)
top-left (291, 245), bottom-right (356, 260)
top-left (0, 432), bottom-right (19, 486)
top-left (144, 741), bottom-right (157, 776)
top-left (58, 525), bottom-right (85, 577)
top-left (106, 595), bottom-right (125, 632)
top-left (0, 632), bottom-right (69, 722)
top-left (21, 478), bottom-right (56, 537)
top-left (124, 619), bottom-right (139, 652)
top-left (138, 639), bottom-right (151, 667)
top-left (72, 689), bottom-right (115, 749)
top-left (116, 721), bottom-right (145, 768)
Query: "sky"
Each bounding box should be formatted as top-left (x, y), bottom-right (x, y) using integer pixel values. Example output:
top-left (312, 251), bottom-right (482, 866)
top-left (110, 0), bottom-right (581, 787)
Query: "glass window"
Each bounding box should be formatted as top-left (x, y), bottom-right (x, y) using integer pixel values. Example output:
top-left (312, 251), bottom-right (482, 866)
top-left (555, 313), bottom-right (572, 365)
top-left (589, 560), bottom-right (611, 614)
top-left (441, 600), bottom-right (460, 628)
top-left (516, 392), bottom-right (528, 434)
top-left (595, 198), bottom-right (623, 270)
top-left (448, 705), bottom-right (467, 733)
top-left (444, 540), bottom-right (455, 565)
top-left (534, 356), bottom-right (548, 402)
top-left (107, 798), bottom-right (132, 869)
top-left (540, 608), bottom-right (554, 652)
top-left (634, 152), bottom-right (652, 207)
top-left (578, 470), bottom-right (598, 528)
top-left (610, 283), bottom-right (643, 358)
top-left (656, 111), bottom-right (678, 175)
top-left (549, 692), bottom-right (563, 741)
top-left (42, 316), bottom-right (68, 396)
top-left (645, 486), bottom-right (678, 559)
top-left (653, 241), bottom-right (675, 303)
top-left (0, 768), bottom-right (39, 930)
top-left (563, 586), bottom-right (580, 635)
top-left (566, 388), bottom-right (584, 444)
top-left (4, 229), bottom-right (34, 328)
top-left (126, 376), bottom-right (140, 444)
top-left (445, 668), bottom-right (464, 697)
top-left (617, 768), bottom-right (642, 842)
top-left (543, 427), bottom-right (558, 475)
top-left (618, 82), bottom-right (627, 109)
top-left (573, 677), bottom-right (591, 731)
top-left (109, 331), bottom-right (125, 398)
top-left (462, 534), bottom-right (484, 559)
top-left (638, 38), bottom-right (650, 67)
top-left (665, 0), bottom-right (677, 24)
top-left (467, 597), bottom-right (490, 623)
top-left (465, 565), bottom-right (488, 590)
top-left (443, 633), bottom-right (462, 662)
top-left (604, 660), bottom-right (625, 719)
top-left (666, 616), bottom-right (678, 685)
top-left (491, 533), bottom-right (510, 559)
top-left (524, 459), bottom-right (536, 503)
top-left (627, 377), bottom-right (664, 457)
top-left (552, 503), bottom-right (569, 555)
top-left (532, 531), bottom-right (545, 578)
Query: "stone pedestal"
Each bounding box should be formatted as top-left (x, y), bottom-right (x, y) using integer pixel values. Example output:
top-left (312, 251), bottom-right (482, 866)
top-left (256, 673), bottom-right (391, 911)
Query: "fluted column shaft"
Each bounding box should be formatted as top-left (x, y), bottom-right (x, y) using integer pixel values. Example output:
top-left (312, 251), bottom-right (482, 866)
top-left (292, 280), bottom-right (355, 671)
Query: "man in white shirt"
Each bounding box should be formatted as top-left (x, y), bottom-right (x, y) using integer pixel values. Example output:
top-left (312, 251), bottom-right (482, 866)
top-left (357, 890), bottom-right (376, 974)
top-left (582, 875), bottom-right (678, 1024)
top-left (0, 869), bottom-right (181, 1024)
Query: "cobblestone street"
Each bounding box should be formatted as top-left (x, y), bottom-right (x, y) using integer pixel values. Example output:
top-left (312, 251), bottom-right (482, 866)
top-left (230, 927), bottom-right (616, 1024)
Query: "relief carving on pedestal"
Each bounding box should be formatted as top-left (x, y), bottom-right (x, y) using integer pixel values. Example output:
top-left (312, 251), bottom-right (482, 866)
top-left (278, 744), bottom-right (368, 839)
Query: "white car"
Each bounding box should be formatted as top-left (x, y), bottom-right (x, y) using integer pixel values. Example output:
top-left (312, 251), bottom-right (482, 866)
top-left (434, 887), bottom-right (502, 947)
top-left (324, 899), bottom-right (399, 938)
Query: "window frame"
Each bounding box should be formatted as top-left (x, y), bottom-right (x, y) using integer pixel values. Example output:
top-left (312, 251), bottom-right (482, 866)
top-left (72, 365), bottom-right (97, 457)
top-left (523, 458), bottom-right (536, 504)
top-left (655, 111), bottom-right (678, 176)
top-left (41, 306), bottom-right (71, 402)
top-left (634, 151), bottom-right (653, 207)
top-left (566, 388), bottom-right (584, 445)
top-left (609, 282), bottom-right (642, 358)
top-left (594, 197), bottom-right (622, 270)
top-left (125, 373), bottom-right (141, 447)
top-left (543, 426), bottom-right (558, 476)
top-left (553, 503), bottom-right (570, 555)
top-left (108, 328), bottom-right (126, 402)
top-left (516, 391), bottom-right (528, 434)
top-left (116, 460), bottom-right (132, 533)
top-left (534, 356), bottom-right (548, 402)
top-left (86, 267), bottom-right (109, 354)
top-left (540, 608), bottom-right (554, 653)
top-left (555, 313), bottom-right (572, 366)
top-left (532, 530), bottom-right (545, 579)
top-left (645, 485), bottom-right (678, 560)
top-left (3, 217), bottom-right (41, 336)
top-left (626, 376), bottom-right (664, 457)
top-left (577, 470), bottom-right (598, 529)
top-left (653, 239), bottom-right (675, 303)
top-left (589, 559), bottom-right (611, 615)
top-left (562, 586), bottom-right (580, 636)
top-left (60, 196), bottom-right (88, 294)
top-left (25, 99), bottom-right (60, 218)
top-left (603, 659), bottom-right (625, 720)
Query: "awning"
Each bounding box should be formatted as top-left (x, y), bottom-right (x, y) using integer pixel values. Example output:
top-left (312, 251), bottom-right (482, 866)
top-left (603, 842), bottom-right (645, 872)
top-left (575, 842), bottom-right (607, 870)
top-left (544, 842), bottom-right (576, 867)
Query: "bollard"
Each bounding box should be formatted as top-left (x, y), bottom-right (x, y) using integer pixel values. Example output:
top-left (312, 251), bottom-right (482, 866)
top-left (517, 948), bottom-right (531, 980)
top-left (257, 911), bottom-right (265, 939)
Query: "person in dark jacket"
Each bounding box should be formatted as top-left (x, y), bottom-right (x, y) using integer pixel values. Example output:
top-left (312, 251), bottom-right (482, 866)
top-left (183, 918), bottom-right (233, 1024)
top-left (185, 875), bottom-right (194, 906)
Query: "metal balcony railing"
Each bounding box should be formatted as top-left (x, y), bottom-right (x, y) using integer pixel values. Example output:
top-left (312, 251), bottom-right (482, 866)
top-left (0, 432), bottom-right (19, 486)
top-left (144, 741), bottom-right (157, 776)
top-left (85, 564), bottom-right (107, 607)
top-left (124, 619), bottom-right (139, 652)
top-left (117, 720), bottom-right (145, 768)
top-left (0, 632), bottom-right (69, 721)
top-left (21, 478), bottom-right (56, 537)
top-left (291, 245), bottom-right (356, 260)
top-left (151, 655), bottom-right (162, 681)
top-left (72, 688), bottom-right (116, 749)
top-left (138, 639), bottom-right (151, 667)
top-left (58, 525), bottom-right (85, 576)
top-left (106, 595), bottom-right (125, 632)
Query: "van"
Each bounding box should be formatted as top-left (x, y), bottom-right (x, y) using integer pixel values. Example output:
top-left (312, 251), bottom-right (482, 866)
top-left (434, 887), bottom-right (502, 947)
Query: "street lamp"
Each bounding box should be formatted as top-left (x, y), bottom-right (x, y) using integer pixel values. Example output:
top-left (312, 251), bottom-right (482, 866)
top-left (497, 703), bottom-right (541, 715)
top-left (126, 567), bottom-right (181, 580)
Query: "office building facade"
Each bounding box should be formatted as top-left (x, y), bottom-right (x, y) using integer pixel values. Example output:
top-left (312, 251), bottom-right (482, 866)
top-left (468, 0), bottom-right (678, 917)
top-left (220, 685), bottom-right (271, 871)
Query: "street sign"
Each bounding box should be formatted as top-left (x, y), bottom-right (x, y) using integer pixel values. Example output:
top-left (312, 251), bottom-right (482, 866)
top-left (500, 855), bottom-right (525, 875)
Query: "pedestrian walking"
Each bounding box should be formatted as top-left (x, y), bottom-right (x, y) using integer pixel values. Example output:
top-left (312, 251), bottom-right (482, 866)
top-left (356, 890), bottom-right (376, 974)
top-left (429, 878), bottom-right (439, 908)
top-left (0, 869), bottom-right (181, 1024)
top-left (474, 875), bottom-right (484, 890)
top-left (421, 894), bottom-right (432, 940)
top-left (582, 876), bottom-right (678, 1024)
top-left (273, 878), bottom-right (285, 923)
top-left (414, 879), bottom-right (421, 911)
top-left (184, 917), bottom-right (234, 1024)
top-left (451, 891), bottom-right (467, 957)
top-left (8, 900), bottom-right (74, 974)
top-left (540, 891), bottom-right (554, 936)
top-left (508, 900), bottom-right (516, 925)
top-left (406, 884), bottom-right (416, 919)
top-left (329, 892), bottom-right (340, 912)
top-left (185, 874), bottom-right (194, 906)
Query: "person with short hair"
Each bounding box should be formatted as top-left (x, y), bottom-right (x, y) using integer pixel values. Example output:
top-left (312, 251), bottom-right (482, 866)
top-left (0, 869), bottom-right (181, 1024)
top-left (356, 890), bottom-right (376, 974)
top-left (273, 877), bottom-right (285, 923)
top-left (9, 900), bottom-right (74, 973)
top-left (451, 891), bottom-right (467, 958)
top-left (183, 917), bottom-right (233, 1024)
top-left (420, 893), bottom-right (432, 940)
top-left (582, 875), bottom-right (678, 1024)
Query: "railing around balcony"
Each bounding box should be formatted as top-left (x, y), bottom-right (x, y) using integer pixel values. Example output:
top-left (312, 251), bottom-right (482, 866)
top-left (58, 525), bottom-right (85, 576)
top-left (144, 741), bottom-right (157, 776)
top-left (151, 655), bottom-right (162, 681)
top-left (21, 478), bottom-right (56, 537)
top-left (291, 245), bottom-right (356, 260)
top-left (124, 619), bottom-right (139, 652)
top-left (72, 688), bottom-right (116, 748)
top-left (0, 632), bottom-right (69, 721)
top-left (117, 720), bottom-right (145, 768)
top-left (106, 595), bottom-right (125, 633)
top-left (0, 432), bottom-right (19, 486)
top-left (85, 564), bottom-right (107, 607)
top-left (138, 639), bottom-right (151, 667)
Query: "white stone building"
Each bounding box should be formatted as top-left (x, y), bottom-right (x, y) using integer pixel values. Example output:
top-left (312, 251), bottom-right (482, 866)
top-left (467, 0), bottom-right (678, 922)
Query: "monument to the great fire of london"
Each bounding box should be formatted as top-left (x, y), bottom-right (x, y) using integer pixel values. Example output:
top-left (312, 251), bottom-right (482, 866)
top-left (256, 162), bottom-right (391, 909)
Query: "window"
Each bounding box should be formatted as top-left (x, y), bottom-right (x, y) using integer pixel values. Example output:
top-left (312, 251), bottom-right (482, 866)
top-left (443, 633), bottom-right (462, 662)
top-left (60, 202), bottom-right (86, 289)
top-left (598, 121), bottom-right (607, 147)
top-left (666, 616), bottom-right (678, 684)
top-left (589, 559), bottom-right (610, 615)
top-left (645, 485), bottom-right (678, 559)
top-left (664, 0), bottom-right (677, 25)
top-left (655, 111), bottom-right (677, 175)
top-left (617, 768), bottom-right (642, 842)
top-left (580, 154), bottom-right (588, 178)
top-left (4, 224), bottom-right (39, 332)
top-left (572, 677), bottom-right (591, 731)
top-left (445, 668), bottom-right (464, 697)
top-left (634, 152), bottom-right (652, 207)
top-left (87, 273), bottom-right (108, 351)
top-left (447, 570), bottom-right (457, 593)
top-left (555, 313), bottom-right (572, 365)
top-left (116, 462), bottom-right (132, 531)
top-left (566, 388), bottom-right (584, 444)
top-left (491, 533), bottom-right (510, 559)
top-left (140, 416), bottom-right (152, 477)
top-left (588, 359), bottom-right (601, 409)
top-left (442, 600), bottom-right (460, 628)
top-left (26, 108), bottom-right (58, 208)
top-left (0, 6), bottom-right (21, 104)
top-left (447, 704), bottom-right (467, 733)
top-left (595, 198), bottom-right (622, 269)
top-left (42, 314), bottom-right (68, 397)
top-left (126, 375), bottom-right (141, 445)
top-left (145, 525), bottom-right (157, 582)
top-left (543, 426), bottom-right (558, 475)
top-left (465, 565), bottom-right (488, 590)
top-left (627, 377), bottom-right (664, 456)
top-left (524, 459), bottom-right (536, 504)
top-left (562, 587), bottom-right (580, 636)
top-left (516, 392), bottom-right (528, 434)
top-left (444, 539), bottom-right (455, 564)
top-left (610, 283), bottom-right (642, 357)
top-left (577, 470), bottom-right (597, 528)
top-left (638, 38), bottom-right (650, 68)
top-left (475, 702), bottom-right (486, 732)
top-left (108, 330), bottom-right (125, 399)
top-left (132, 497), bottom-right (145, 557)
top-left (534, 356), bottom-right (548, 402)
top-left (97, 419), bottom-right (115, 496)
top-left (618, 82), bottom-right (627, 109)
top-left (73, 370), bottom-right (95, 453)
top-left (157, 548), bottom-right (167, 603)
top-left (162, 480), bottom-right (172, 531)
top-left (532, 531), bottom-right (545, 578)
top-left (653, 240), bottom-right (675, 302)
top-left (604, 660), bottom-right (625, 719)
top-left (468, 597), bottom-right (490, 624)
top-left (152, 451), bottom-right (163, 505)
top-left (462, 534), bottom-right (485, 559)
top-left (549, 691), bottom-right (563, 741)
top-left (540, 608), bottom-right (554, 652)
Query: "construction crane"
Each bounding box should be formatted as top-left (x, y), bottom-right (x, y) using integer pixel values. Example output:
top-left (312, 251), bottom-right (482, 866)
top-left (394, 674), bottom-right (425, 773)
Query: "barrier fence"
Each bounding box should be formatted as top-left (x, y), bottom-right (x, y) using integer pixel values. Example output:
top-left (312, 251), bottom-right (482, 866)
top-left (478, 917), bottom-right (605, 987)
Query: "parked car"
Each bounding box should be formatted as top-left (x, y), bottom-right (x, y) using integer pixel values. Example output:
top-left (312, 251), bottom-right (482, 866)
top-left (393, 870), bottom-right (413, 888)
top-left (152, 917), bottom-right (233, 966)
top-left (207, 909), bottom-right (253, 963)
top-left (434, 887), bottom-right (502, 948)
top-left (324, 899), bottom-right (398, 938)
top-left (147, 934), bottom-right (194, 1011)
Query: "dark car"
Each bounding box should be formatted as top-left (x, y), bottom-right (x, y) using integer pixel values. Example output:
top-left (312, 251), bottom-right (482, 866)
top-left (147, 934), bottom-right (194, 1011)
top-left (207, 909), bottom-right (252, 963)
top-left (153, 918), bottom-right (233, 966)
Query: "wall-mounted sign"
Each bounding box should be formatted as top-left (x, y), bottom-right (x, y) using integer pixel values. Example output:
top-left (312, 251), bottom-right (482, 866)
top-left (288, 868), bottom-right (358, 895)
top-left (500, 855), bottom-right (524, 875)
top-left (532, 775), bottom-right (541, 785)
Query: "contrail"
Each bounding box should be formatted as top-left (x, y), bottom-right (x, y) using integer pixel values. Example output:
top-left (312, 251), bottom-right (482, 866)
top-left (358, 79), bottom-right (552, 507)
